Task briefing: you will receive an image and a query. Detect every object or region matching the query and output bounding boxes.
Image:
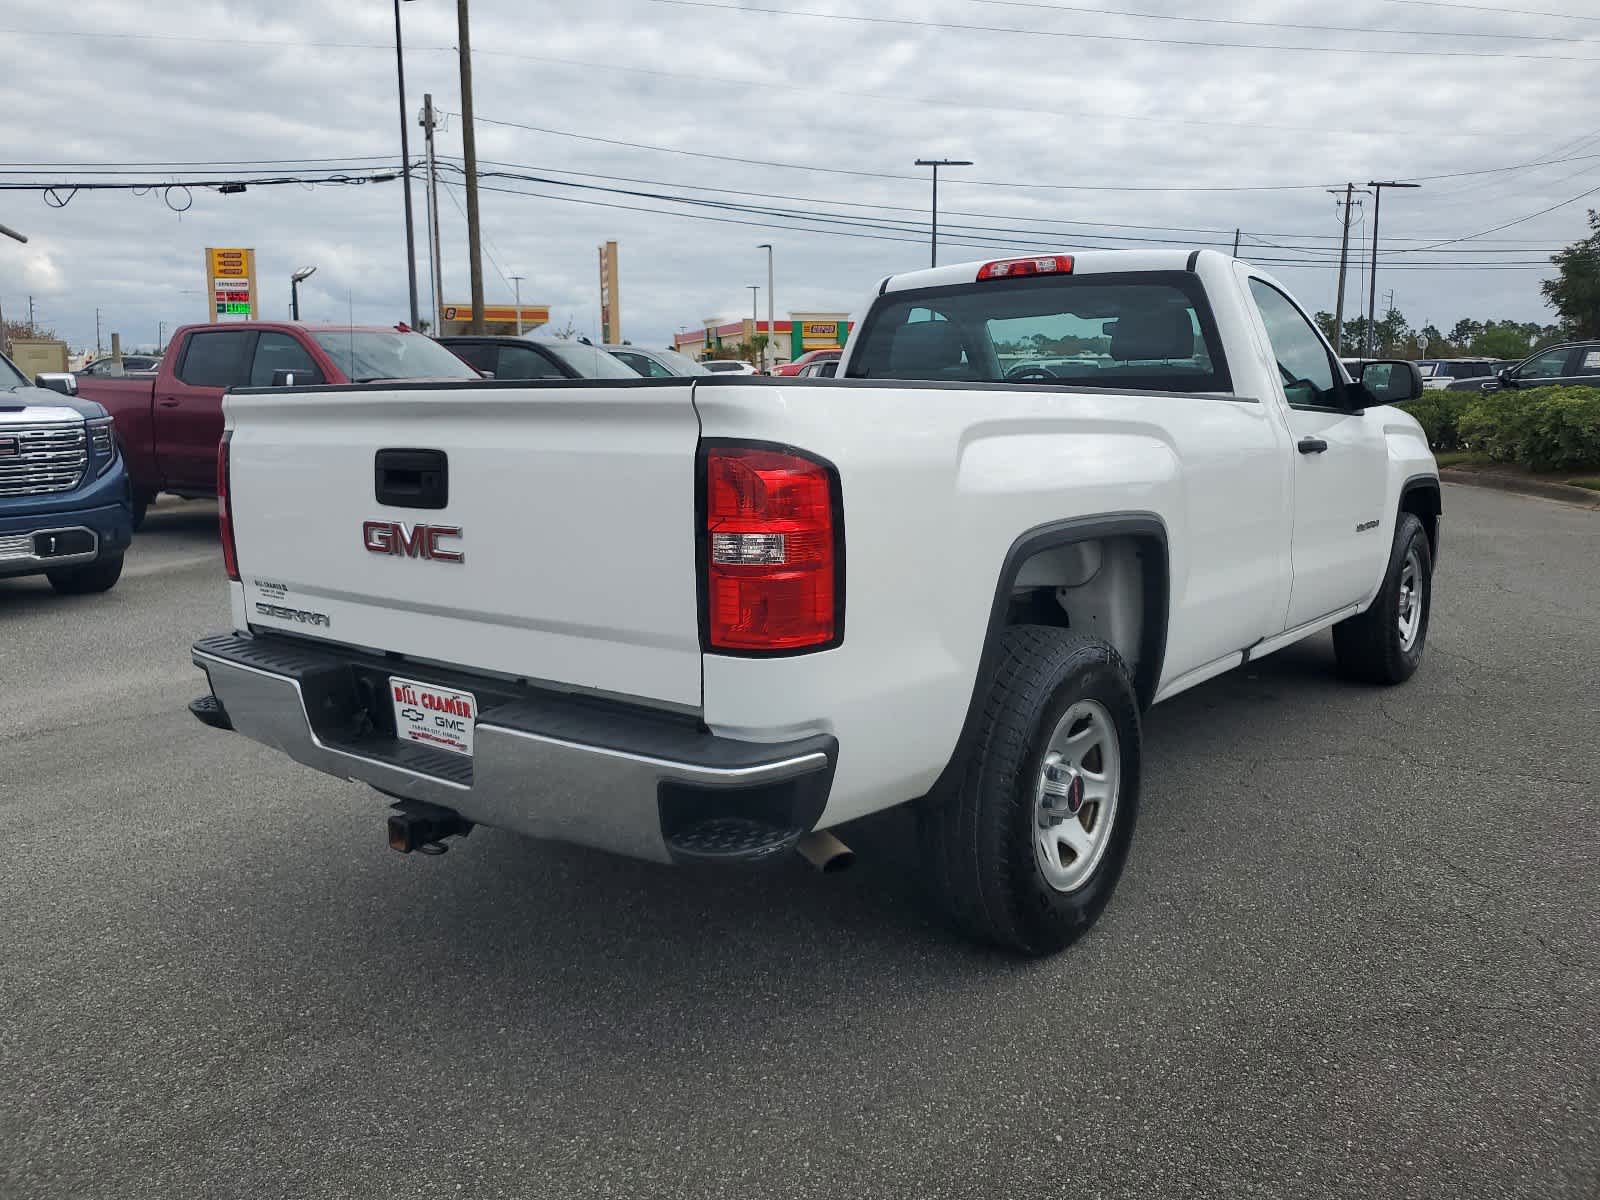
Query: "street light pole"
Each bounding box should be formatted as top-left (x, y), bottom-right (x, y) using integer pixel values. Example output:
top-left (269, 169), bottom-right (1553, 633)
top-left (758, 243), bottom-right (774, 372)
top-left (510, 274), bottom-right (525, 334)
top-left (393, 0), bottom-right (421, 328)
top-left (290, 266), bottom-right (317, 321)
top-left (914, 158), bottom-right (973, 268)
top-left (0, 220), bottom-right (26, 244)
top-left (1365, 181), bottom-right (1421, 357)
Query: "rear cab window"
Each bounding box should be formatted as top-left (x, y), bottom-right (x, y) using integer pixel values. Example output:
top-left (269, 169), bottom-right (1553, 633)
top-left (177, 330), bottom-right (256, 388)
top-left (847, 271), bottom-right (1231, 394)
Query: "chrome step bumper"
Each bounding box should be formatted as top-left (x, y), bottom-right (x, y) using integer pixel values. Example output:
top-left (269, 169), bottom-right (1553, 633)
top-left (191, 633), bottom-right (836, 864)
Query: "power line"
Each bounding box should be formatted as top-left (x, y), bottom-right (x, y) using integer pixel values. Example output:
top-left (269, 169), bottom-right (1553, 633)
top-left (463, 110), bottom-right (1600, 194)
top-left (1375, 0), bottom-right (1600, 23)
top-left (647, 0), bottom-right (1600, 61)
top-left (1414, 184), bottom-right (1600, 249)
top-left (960, 0), bottom-right (1597, 42)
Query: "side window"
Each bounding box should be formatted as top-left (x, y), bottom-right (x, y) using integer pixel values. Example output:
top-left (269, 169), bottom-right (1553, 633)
top-left (250, 332), bottom-right (322, 387)
top-left (1248, 279), bottom-right (1340, 408)
top-left (1518, 347), bottom-right (1575, 380)
top-left (447, 341), bottom-right (497, 375)
top-left (1573, 347), bottom-right (1600, 378)
top-left (177, 331), bottom-right (255, 388)
top-left (495, 344), bottom-right (568, 380)
top-left (614, 351), bottom-right (671, 378)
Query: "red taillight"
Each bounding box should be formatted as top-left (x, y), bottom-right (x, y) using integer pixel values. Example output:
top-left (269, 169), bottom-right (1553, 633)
top-left (217, 431), bottom-right (239, 581)
top-left (977, 255), bottom-right (1074, 281)
top-left (704, 445), bottom-right (840, 653)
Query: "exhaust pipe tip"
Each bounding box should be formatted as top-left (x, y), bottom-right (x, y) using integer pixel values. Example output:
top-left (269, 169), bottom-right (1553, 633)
top-left (795, 829), bottom-right (854, 874)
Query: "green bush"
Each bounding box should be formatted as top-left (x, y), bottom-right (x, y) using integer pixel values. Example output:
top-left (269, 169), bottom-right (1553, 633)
top-left (1399, 390), bottom-right (1477, 451)
top-left (1457, 386), bottom-right (1600, 471)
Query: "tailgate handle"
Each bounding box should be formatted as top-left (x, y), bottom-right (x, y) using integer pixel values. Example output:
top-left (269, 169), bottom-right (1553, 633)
top-left (375, 448), bottom-right (449, 510)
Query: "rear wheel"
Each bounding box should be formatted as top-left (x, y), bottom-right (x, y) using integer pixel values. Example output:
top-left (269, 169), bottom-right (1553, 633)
top-left (47, 554), bottom-right (124, 595)
top-left (920, 626), bottom-right (1142, 956)
top-left (1333, 512), bottom-right (1432, 684)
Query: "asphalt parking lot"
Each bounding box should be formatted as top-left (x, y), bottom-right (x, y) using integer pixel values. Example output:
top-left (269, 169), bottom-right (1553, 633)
top-left (2, 485), bottom-right (1596, 1200)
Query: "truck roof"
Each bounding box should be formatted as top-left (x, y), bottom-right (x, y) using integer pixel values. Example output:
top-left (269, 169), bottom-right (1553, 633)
top-left (880, 248), bottom-right (1220, 295)
top-left (171, 322), bottom-right (416, 336)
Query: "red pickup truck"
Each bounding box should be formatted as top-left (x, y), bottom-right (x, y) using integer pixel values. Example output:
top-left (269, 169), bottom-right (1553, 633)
top-left (77, 322), bottom-right (479, 526)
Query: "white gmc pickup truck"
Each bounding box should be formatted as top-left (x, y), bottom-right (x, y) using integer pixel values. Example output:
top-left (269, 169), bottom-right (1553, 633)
top-left (190, 249), bottom-right (1439, 955)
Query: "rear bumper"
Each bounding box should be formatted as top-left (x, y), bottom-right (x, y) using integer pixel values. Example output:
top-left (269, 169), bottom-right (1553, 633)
top-left (190, 632), bottom-right (836, 864)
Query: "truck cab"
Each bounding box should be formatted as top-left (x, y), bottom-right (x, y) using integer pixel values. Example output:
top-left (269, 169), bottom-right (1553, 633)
top-left (77, 323), bottom-right (479, 526)
top-left (0, 354), bottom-right (134, 594)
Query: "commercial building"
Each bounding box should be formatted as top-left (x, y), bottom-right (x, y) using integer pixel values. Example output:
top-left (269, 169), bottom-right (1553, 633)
top-left (673, 312), bottom-right (852, 367)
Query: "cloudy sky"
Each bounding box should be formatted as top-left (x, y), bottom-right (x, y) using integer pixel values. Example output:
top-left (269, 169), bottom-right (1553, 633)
top-left (2, 0), bottom-right (1596, 352)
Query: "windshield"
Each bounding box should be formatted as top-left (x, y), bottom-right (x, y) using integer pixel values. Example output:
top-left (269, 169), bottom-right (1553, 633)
top-left (543, 341), bottom-right (640, 379)
top-left (611, 347), bottom-right (709, 378)
top-left (311, 331), bottom-right (481, 382)
top-left (0, 352), bottom-right (27, 389)
top-left (848, 272), bottom-right (1230, 393)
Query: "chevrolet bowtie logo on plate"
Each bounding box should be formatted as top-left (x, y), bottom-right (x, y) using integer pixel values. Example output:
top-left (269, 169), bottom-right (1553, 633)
top-left (0, 437), bottom-right (18, 458)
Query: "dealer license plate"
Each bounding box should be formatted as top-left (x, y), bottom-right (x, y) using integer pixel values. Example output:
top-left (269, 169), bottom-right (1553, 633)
top-left (389, 676), bottom-right (477, 757)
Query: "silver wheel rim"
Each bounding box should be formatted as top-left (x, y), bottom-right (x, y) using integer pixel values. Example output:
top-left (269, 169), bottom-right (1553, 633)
top-left (1397, 546), bottom-right (1424, 653)
top-left (1033, 699), bottom-right (1121, 894)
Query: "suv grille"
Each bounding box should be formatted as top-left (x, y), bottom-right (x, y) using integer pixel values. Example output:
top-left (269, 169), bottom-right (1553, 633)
top-left (0, 421), bottom-right (88, 497)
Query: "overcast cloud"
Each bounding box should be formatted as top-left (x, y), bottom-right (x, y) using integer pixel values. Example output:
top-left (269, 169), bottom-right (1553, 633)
top-left (2, 0), bottom-right (1596, 351)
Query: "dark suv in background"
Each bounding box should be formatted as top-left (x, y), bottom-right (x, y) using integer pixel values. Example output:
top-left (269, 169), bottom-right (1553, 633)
top-left (1445, 341), bottom-right (1600, 393)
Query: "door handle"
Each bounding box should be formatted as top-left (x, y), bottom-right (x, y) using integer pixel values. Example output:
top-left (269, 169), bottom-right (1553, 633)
top-left (1297, 437), bottom-right (1329, 455)
top-left (157, 397), bottom-right (181, 408)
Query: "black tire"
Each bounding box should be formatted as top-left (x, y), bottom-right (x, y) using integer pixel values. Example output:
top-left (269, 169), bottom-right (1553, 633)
top-left (131, 491), bottom-right (154, 532)
top-left (919, 626), bottom-right (1142, 956)
top-left (1333, 512), bottom-right (1432, 685)
top-left (47, 553), bottom-right (124, 595)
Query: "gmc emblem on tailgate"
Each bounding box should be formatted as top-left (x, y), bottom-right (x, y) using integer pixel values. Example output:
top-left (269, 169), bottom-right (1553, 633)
top-left (363, 519), bottom-right (465, 564)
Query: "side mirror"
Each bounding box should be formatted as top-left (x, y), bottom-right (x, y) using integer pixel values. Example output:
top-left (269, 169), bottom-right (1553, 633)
top-left (1357, 359), bottom-right (1423, 405)
top-left (34, 372), bottom-right (79, 397)
top-left (1496, 367), bottom-right (1514, 388)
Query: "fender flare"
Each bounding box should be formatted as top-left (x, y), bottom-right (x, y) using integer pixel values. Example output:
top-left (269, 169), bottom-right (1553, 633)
top-left (926, 512), bottom-right (1170, 798)
top-left (1398, 473), bottom-right (1442, 560)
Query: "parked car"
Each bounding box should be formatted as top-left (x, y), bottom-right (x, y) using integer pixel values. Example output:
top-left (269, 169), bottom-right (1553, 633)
top-left (773, 348), bottom-right (842, 377)
top-left (1, 354), bottom-right (133, 594)
top-left (188, 249), bottom-right (1436, 956)
top-left (1444, 341), bottom-right (1600, 393)
top-left (701, 359), bottom-right (760, 375)
top-left (604, 345), bottom-right (711, 378)
top-left (75, 323), bottom-right (478, 528)
top-left (1415, 358), bottom-right (1503, 390)
top-left (438, 335), bottom-right (639, 380)
top-left (77, 355), bottom-right (160, 377)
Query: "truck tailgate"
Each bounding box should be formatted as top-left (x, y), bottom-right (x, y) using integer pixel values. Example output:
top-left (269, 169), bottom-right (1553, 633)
top-left (226, 382), bottom-right (703, 709)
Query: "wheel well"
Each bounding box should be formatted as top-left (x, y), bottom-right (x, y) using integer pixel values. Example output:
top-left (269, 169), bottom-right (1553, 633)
top-left (1400, 481), bottom-right (1441, 557)
top-left (1004, 532), bottom-right (1166, 708)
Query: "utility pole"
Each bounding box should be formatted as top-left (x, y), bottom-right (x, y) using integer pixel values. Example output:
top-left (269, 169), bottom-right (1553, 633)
top-left (1330, 184), bottom-right (1355, 356)
top-left (27, 294), bottom-right (35, 335)
top-left (393, 0), bottom-right (420, 328)
top-left (95, 308), bottom-right (102, 356)
top-left (1365, 181), bottom-right (1421, 358)
top-left (758, 243), bottom-right (774, 372)
top-left (422, 93), bottom-right (444, 333)
top-left (748, 286), bottom-right (760, 362)
top-left (457, 0), bottom-right (486, 334)
top-left (510, 274), bottom-right (525, 334)
top-left (914, 158), bottom-right (973, 268)
top-left (1232, 228), bottom-right (1241, 256)
top-left (157, 320), bottom-right (166, 351)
